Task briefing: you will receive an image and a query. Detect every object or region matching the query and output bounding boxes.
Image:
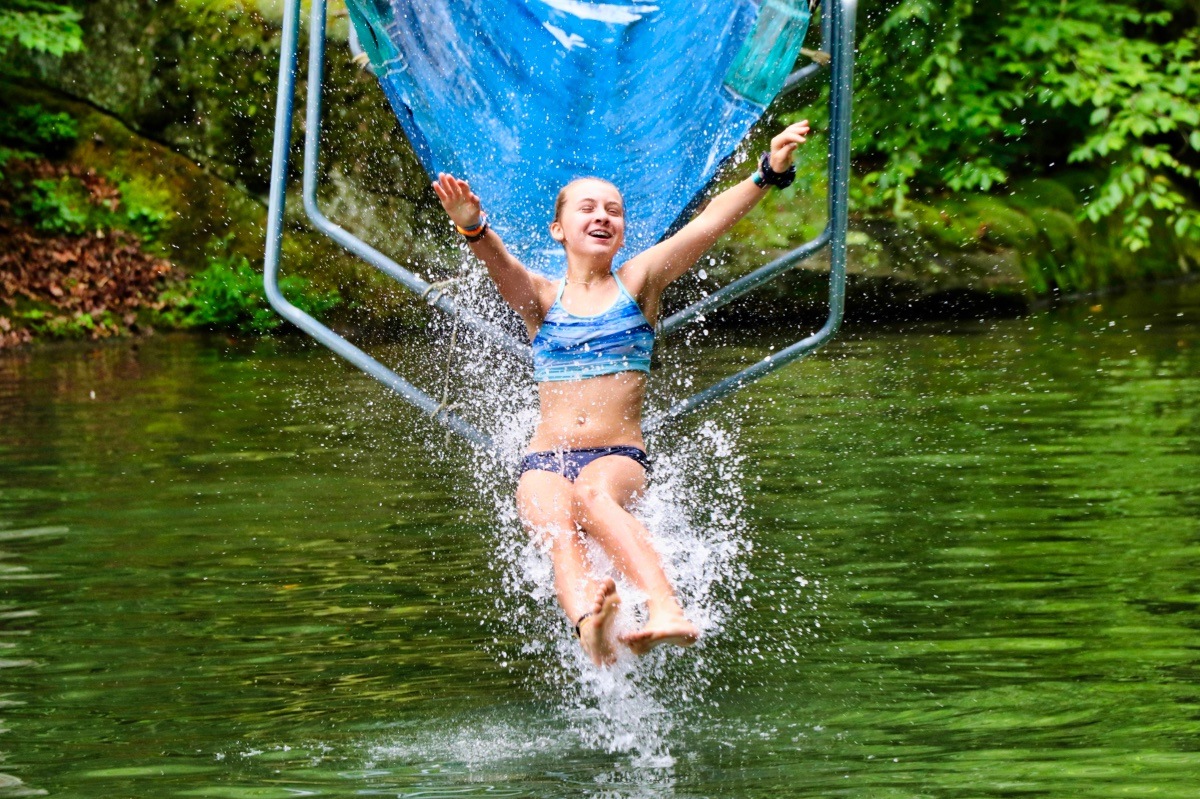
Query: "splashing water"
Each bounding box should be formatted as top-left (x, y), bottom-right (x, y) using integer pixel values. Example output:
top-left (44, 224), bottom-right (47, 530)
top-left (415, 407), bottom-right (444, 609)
top-left (363, 248), bottom-right (794, 762)
top-left (285, 243), bottom-right (822, 764)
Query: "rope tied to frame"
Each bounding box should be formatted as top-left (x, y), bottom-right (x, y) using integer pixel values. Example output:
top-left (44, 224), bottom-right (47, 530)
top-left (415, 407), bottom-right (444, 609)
top-left (421, 273), bottom-right (467, 441)
top-left (421, 276), bottom-right (463, 306)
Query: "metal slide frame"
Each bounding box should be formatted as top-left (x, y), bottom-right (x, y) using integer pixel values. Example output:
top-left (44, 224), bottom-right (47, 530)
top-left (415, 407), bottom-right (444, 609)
top-left (263, 0), bottom-right (857, 453)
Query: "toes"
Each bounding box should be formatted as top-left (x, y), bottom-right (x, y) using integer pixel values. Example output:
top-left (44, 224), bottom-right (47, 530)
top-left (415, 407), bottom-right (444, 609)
top-left (619, 633), bottom-right (654, 656)
top-left (592, 579), bottom-right (619, 615)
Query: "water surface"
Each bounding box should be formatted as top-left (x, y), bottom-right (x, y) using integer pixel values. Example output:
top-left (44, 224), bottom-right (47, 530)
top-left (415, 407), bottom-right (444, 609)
top-left (0, 284), bottom-right (1197, 797)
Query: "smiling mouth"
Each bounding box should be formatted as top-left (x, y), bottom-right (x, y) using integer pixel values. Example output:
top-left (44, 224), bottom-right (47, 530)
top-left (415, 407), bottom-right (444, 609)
top-left (588, 230), bottom-right (613, 239)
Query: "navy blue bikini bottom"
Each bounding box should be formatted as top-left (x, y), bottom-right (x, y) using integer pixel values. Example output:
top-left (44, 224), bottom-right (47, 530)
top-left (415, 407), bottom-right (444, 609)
top-left (518, 446), bottom-right (650, 483)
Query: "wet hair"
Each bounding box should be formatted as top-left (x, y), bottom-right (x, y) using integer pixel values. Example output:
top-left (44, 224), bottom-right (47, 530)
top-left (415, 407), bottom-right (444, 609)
top-left (552, 177), bottom-right (622, 223)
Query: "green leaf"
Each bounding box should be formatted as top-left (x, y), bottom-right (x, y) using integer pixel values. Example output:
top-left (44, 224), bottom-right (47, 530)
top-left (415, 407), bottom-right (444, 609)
top-left (0, 2), bottom-right (83, 58)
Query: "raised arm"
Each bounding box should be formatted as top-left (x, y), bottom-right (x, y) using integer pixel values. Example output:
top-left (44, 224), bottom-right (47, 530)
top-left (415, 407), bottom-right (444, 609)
top-left (431, 173), bottom-right (550, 335)
top-left (626, 121), bottom-right (811, 295)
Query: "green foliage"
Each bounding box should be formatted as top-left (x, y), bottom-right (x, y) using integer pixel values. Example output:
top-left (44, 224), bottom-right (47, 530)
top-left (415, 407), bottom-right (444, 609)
top-left (0, 105), bottom-right (78, 180)
top-left (0, 146), bottom-right (34, 182)
top-left (159, 251), bottom-right (341, 335)
top-left (12, 170), bottom-right (173, 240)
top-left (854, 0), bottom-right (1200, 251)
top-left (23, 175), bottom-right (92, 233)
top-left (113, 176), bottom-right (173, 240)
top-left (0, 104), bottom-right (78, 154)
top-left (0, 0), bottom-right (83, 59)
top-left (9, 307), bottom-right (124, 340)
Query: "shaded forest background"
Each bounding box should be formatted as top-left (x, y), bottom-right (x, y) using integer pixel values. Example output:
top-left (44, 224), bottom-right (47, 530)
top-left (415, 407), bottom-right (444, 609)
top-left (1, 0), bottom-right (1198, 347)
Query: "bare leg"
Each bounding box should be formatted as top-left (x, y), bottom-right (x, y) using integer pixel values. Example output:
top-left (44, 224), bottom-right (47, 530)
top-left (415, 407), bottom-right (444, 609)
top-left (517, 470), bottom-right (621, 665)
top-left (572, 457), bottom-right (699, 655)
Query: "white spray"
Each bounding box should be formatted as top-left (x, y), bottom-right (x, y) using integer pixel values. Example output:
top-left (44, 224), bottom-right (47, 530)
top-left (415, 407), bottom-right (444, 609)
top-left (413, 251), bottom-right (757, 761)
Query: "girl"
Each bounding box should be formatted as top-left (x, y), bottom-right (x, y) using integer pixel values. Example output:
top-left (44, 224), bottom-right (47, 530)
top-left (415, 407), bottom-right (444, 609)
top-left (432, 121), bottom-right (810, 665)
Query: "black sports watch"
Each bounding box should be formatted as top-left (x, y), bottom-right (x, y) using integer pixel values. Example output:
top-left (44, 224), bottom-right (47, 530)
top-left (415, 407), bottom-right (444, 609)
top-left (754, 151), bottom-right (796, 189)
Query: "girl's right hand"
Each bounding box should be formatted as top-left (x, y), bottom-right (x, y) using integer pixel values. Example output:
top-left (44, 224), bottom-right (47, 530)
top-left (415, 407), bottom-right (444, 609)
top-left (431, 173), bottom-right (483, 229)
top-left (767, 120), bottom-right (810, 173)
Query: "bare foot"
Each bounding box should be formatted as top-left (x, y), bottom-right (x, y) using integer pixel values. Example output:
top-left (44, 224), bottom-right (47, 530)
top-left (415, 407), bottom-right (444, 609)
top-left (578, 578), bottom-right (621, 666)
top-left (619, 610), bottom-right (699, 656)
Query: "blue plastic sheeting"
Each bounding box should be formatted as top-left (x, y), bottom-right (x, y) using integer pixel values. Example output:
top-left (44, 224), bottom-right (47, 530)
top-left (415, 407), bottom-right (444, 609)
top-left (346, 0), bottom-right (810, 277)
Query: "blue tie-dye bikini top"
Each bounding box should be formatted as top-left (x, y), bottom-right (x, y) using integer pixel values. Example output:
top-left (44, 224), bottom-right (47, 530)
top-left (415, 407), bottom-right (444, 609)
top-left (531, 272), bottom-right (655, 383)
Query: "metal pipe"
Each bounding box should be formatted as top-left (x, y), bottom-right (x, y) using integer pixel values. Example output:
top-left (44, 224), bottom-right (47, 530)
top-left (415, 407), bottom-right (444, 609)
top-left (262, 0), bottom-right (499, 456)
top-left (657, 0), bottom-right (842, 337)
top-left (657, 227), bottom-right (831, 336)
top-left (262, 0), bottom-right (300, 315)
top-left (644, 0), bottom-right (856, 434)
top-left (300, 0), bottom-right (530, 363)
top-left (780, 61), bottom-right (823, 96)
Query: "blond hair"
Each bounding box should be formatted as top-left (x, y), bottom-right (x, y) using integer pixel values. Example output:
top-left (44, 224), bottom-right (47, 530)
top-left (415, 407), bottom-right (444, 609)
top-left (552, 177), bottom-right (622, 223)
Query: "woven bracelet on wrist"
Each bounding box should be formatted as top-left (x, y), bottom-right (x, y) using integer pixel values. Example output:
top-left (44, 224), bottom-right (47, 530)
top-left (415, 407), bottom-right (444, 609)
top-left (463, 222), bottom-right (489, 242)
top-left (455, 212), bottom-right (487, 237)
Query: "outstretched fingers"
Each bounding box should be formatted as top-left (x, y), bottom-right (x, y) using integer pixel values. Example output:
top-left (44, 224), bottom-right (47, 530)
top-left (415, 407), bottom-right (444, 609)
top-left (768, 120), bottom-right (811, 171)
top-left (774, 120), bottom-right (811, 142)
top-left (432, 172), bottom-right (471, 202)
top-left (431, 172), bottom-right (482, 227)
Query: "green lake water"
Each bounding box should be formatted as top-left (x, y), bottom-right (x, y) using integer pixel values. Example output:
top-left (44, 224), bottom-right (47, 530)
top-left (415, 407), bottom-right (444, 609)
top-left (0, 283), bottom-right (1197, 797)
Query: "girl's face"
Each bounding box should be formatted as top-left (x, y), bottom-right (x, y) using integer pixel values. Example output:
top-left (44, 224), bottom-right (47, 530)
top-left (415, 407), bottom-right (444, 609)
top-left (550, 179), bottom-right (625, 257)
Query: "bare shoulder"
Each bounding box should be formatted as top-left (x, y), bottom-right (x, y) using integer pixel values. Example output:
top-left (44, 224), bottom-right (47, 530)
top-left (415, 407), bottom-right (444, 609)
top-left (500, 267), bottom-right (558, 340)
top-left (532, 272), bottom-right (559, 313)
top-left (620, 229), bottom-right (698, 299)
top-left (615, 251), bottom-right (656, 299)
top-left (615, 252), bottom-right (668, 325)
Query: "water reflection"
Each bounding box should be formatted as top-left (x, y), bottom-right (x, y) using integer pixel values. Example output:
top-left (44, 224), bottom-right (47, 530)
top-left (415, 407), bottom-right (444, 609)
top-left (0, 526), bottom-right (56, 798)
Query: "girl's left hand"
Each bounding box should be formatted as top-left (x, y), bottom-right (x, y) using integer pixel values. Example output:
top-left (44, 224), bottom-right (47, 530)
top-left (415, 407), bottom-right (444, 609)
top-left (768, 120), bottom-right (811, 172)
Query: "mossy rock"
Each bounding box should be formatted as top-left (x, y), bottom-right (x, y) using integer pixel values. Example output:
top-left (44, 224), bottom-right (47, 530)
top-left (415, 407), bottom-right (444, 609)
top-left (961, 195), bottom-right (1039, 249)
top-left (905, 199), bottom-right (979, 249)
top-left (0, 79), bottom-right (432, 331)
top-left (25, 0), bottom-right (448, 250)
top-left (1028, 206), bottom-right (1079, 254)
top-left (1007, 176), bottom-right (1079, 215)
top-left (902, 194), bottom-right (1040, 252)
top-left (1, 80), bottom-right (263, 269)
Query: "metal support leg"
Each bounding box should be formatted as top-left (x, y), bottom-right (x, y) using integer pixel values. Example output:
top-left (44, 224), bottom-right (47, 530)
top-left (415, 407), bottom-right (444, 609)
top-left (262, 0), bottom-right (499, 456)
top-left (301, 0), bottom-right (530, 363)
top-left (644, 0), bottom-right (856, 434)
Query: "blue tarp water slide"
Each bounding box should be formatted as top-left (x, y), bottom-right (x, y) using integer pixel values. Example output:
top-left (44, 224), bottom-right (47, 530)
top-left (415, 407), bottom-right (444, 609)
top-left (345, 0), bottom-right (812, 276)
top-left (263, 0), bottom-right (856, 453)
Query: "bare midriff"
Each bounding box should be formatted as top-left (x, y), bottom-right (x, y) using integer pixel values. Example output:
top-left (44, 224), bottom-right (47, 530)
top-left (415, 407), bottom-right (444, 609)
top-left (526, 370), bottom-right (647, 452)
